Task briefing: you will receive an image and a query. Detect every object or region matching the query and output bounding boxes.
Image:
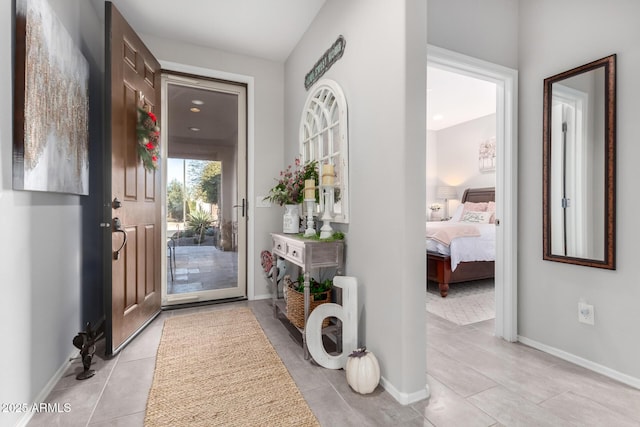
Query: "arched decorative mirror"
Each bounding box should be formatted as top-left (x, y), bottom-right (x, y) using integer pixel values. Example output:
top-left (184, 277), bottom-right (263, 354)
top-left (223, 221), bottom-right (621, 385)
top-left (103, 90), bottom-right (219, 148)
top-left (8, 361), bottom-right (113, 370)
top-left (543, 54), bottom-right (616, 269)
top-left (300, 79), bottom-right (349, 223)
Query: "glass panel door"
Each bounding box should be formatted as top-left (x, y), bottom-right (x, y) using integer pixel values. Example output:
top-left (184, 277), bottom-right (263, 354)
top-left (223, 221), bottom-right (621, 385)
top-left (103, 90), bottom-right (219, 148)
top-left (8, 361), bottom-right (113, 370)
top-left (161, 74), bottom-right (247, 305)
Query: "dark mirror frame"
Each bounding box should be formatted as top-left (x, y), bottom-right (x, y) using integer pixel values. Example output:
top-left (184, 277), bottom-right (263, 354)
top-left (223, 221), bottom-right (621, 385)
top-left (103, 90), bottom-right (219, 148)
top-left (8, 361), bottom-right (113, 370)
top-left (543, 54), bottom-right (616, 269)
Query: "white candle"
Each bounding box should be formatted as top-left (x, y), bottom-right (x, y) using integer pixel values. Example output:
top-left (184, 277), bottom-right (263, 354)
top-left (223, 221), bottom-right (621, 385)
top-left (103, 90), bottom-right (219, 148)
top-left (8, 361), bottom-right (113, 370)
top-left (304, 179), bottom-right (315, 199)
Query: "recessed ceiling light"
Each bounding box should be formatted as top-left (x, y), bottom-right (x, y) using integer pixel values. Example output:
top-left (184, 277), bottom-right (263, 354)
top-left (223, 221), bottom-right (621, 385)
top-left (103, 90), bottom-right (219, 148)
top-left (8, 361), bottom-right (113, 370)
top-left (433, 114), bottom-right (444, 121)
top-left (191, 100), bottom-right (204, 105)
top-left (189, 127), bottom-right (200, 132)
top-left (190, 107), bottom-right (201, 113)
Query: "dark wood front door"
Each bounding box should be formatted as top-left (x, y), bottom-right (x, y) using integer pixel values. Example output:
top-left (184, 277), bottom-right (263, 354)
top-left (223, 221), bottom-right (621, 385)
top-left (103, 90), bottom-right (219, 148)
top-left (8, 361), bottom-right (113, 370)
top-left (105, 2), bottom-right (161, 354)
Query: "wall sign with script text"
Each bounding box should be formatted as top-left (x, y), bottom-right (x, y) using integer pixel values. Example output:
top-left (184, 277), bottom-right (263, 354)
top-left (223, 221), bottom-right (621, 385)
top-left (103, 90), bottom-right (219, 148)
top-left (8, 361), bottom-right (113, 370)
top-left (304, 35), bottom-right (346, 90)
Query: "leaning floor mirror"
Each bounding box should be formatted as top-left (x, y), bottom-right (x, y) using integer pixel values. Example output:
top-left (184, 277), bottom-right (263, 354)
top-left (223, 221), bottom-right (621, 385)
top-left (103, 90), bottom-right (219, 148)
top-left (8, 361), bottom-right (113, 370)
top-left (542, 54), bottom-right (616, 269)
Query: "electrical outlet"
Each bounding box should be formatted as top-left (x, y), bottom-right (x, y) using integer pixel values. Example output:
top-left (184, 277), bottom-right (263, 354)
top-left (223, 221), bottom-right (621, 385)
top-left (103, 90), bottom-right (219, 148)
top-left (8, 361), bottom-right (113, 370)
top-left (255, 196), bottom-right (272, 208)
top-left (578, 302), bottom-right (595, 325)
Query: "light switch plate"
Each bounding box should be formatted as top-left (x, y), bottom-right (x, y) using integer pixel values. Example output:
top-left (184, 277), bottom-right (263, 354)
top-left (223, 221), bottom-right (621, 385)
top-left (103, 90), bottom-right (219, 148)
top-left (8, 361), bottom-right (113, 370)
top-left (256, 196), bottom-right (272, 208)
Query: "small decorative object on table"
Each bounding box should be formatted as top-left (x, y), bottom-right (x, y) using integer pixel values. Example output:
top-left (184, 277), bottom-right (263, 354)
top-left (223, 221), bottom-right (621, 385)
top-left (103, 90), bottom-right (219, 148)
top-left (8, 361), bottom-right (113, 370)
top-left (303, 178), bottom-right (316, 236)
top-left (429, 203), bottom-right (442, 221)
top-left (286, 276), bottom-right (332, 328)
top-left (320, 163), bottom-right (336, 239)
top-left (264, 158), bottom-right (318, 234)
top-left (346, 347), bottom-right (380, 394)
top-left (283, 204), bottom-right (299, 234)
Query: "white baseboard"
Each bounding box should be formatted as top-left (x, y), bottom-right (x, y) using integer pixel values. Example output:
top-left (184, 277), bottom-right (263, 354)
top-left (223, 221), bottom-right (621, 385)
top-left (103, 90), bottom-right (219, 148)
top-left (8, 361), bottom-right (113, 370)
top-left (251, 293), bottom-right (272, 301)
top-left (518, 335), bottom-right (640, 390)
top-left (379, 376), bottom-right (430, 405)
top-left (15, 348), bottom-right (78, 427)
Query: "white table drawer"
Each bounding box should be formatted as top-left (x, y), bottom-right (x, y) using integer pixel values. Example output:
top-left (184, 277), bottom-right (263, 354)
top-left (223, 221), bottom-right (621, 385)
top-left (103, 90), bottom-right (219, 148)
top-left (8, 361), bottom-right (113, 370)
top-left (273, 236), bottom-right (287, 256)
top-left (286, 242), bottom-right (304, 263)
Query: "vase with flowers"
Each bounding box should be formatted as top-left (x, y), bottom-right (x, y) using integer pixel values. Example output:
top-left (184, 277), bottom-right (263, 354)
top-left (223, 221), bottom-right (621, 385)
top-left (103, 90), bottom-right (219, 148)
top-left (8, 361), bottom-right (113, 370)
top-left (265, 158), bottom-right (319, 233)
top-left (429, 203), bottom-right (442, 221)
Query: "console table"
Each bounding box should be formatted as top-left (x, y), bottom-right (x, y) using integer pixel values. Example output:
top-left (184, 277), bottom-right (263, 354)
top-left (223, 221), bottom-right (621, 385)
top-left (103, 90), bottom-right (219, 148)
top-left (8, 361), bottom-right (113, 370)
top-left (270, 233), bottom-right (344, 359)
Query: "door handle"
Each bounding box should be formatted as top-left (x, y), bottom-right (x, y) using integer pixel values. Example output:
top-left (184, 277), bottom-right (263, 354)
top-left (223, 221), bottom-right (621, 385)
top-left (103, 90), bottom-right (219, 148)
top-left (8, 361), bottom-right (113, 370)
top-left (112, 217), bottom-right (127, 260)
top-left (233, 199), bottom-right (246, 217)
top-left (112, 197), bottom-right (122, 209)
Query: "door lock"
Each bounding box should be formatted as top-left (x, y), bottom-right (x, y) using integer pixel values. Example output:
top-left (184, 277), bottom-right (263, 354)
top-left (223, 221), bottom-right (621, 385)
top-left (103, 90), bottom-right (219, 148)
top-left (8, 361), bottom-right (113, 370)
top-left (112, 217), bottom-right (127, 260)
top-left (112, 197), bottom-right (122, 209)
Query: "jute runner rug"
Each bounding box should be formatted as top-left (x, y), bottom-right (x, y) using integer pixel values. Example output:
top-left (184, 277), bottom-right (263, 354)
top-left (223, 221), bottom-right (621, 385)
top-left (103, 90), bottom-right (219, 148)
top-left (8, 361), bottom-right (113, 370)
top-left (144, 307), bottom-right (319, 426)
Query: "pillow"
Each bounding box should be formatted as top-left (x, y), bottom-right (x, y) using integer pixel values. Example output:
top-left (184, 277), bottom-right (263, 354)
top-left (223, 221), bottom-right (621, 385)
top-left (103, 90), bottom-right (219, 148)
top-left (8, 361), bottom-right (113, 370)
top-left (461, 211), bottom-right (492, 224)
top-left (486, 201), bottom-right (496, 224)
top-left (450, 204), bottom-right (464, 222)
top-left (462, 202), bottom-right (488, 218)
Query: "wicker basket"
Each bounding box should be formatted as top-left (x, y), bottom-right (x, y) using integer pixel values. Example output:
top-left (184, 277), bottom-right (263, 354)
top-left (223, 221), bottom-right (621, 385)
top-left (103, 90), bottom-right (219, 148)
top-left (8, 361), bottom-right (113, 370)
top-left (286, 283), bottom-right (331, 329)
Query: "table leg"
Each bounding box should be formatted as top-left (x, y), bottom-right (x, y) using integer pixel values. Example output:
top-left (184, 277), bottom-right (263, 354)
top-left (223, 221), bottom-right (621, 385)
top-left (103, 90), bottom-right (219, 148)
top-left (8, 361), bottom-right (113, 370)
top-left (303, 271), bottom-right (310, 360)
top-left (272, 252), bottom-right (279, 318)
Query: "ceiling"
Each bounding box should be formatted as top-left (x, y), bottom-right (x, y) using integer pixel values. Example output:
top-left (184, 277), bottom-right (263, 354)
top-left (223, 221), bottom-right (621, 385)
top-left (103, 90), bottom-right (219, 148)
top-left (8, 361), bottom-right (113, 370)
top-left (95, 0), bottom-right (327, 152)
top-left (427, 66), bottom-right (496, 131)
top-left (96, 2), bottom-right (494, 144)
top-left (99, 0), bottom-right (327, 62)
top-left (165, 82), bottom-right (239, 160)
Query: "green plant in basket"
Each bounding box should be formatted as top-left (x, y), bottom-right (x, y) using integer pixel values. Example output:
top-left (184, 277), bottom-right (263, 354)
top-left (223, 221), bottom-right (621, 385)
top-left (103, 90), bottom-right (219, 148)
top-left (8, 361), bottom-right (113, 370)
top-left (294, 276), bottom-right (332, 300)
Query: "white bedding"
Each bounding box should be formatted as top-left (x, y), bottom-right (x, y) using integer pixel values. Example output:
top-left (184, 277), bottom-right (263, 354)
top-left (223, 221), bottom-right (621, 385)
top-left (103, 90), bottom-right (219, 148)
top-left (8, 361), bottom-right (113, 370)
top-left (426, 221), bottom-right (495, 271)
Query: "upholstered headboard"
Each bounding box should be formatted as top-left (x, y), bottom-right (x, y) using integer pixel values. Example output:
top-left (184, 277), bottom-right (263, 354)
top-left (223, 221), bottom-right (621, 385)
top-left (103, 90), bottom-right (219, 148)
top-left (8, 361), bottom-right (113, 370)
top-left (461, 187), bottom-right (495, 204)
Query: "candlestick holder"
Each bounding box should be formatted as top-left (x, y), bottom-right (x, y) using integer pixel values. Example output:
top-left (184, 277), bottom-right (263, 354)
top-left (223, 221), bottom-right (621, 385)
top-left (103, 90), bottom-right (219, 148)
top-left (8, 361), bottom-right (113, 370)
top-left (303, 198), bottom-right (316, 237)
top-left (319, 185), bottom-right (335, 239)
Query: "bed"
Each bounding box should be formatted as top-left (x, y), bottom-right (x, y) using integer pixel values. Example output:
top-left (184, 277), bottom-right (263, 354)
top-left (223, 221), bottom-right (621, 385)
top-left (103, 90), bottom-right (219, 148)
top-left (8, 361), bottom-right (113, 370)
top-left (426, 187), bottom-right (495, 297)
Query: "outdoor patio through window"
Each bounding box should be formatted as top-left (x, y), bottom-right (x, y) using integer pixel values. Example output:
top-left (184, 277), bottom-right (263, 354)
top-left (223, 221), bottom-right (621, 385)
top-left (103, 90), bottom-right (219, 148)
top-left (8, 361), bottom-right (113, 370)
top-left (166, 158), bottom-right (238, 295)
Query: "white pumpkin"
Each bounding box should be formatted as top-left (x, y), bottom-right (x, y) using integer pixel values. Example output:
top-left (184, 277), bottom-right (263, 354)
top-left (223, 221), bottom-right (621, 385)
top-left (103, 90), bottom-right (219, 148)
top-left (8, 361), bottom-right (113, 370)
top-left (345, 347), bottom-right (380, 394)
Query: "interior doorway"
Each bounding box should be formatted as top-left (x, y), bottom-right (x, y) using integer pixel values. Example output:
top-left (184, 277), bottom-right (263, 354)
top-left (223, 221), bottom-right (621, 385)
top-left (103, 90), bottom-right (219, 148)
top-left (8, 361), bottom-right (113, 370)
top-left (425, 65), bottom-right (497, 326)
top-left (427, 46), bottom-right (518, 341)
top-left (161, 73), bottom-right (247, 305)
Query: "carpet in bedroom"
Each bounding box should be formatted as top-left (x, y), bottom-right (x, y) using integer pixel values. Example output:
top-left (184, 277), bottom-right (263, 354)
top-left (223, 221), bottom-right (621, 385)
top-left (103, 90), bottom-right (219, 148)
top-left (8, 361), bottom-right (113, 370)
top-left (426, 279), bottom-right (495, 326)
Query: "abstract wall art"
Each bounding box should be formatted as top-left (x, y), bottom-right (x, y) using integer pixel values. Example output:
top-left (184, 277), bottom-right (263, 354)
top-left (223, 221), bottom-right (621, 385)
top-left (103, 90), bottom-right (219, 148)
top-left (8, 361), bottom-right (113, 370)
top-left (14, 0), bottom-right (89, 195)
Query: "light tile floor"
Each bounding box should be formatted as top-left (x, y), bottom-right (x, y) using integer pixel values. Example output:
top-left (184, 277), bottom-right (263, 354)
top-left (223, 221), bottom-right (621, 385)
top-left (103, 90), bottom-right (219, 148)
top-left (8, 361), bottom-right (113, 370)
top-left (27, 300), bottom-right (640, 426)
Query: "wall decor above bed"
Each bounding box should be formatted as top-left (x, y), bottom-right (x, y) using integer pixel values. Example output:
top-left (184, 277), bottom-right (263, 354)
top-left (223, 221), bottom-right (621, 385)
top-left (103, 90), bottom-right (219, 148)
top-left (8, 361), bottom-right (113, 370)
top-left (542, 54), bottom-right (616, 270)
top-left (479, 138), bottom-right (496, 172)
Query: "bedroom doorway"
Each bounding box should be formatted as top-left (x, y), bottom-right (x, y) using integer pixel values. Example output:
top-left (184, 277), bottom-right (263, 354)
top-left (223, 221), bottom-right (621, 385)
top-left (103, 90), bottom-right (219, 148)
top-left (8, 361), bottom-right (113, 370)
top-left (426, 67), bottom-right (497, 325)
top-left (427, 46), bottom-right (518, 341)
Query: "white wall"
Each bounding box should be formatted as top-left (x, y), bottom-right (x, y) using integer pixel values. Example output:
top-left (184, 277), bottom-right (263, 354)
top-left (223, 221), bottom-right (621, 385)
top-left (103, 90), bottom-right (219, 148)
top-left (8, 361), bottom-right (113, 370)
top-left (139, 34), bottom-right (285, 299)
top-left (519, 0), bottom-right (640, 382)
top-left (427, 0), bottom-right (516, 224)
top-left (285, 0), bottom-right (428, 400)
top-left (430, 0), bottom-right (640, 385)
top-left (435, 113), bottom-right (497, 213)
top-left (0, 1), bottom-right (103, 426)
top-left (427, 0), bottom-right (519, 70)
top-left (426, 129), bottom-right (438, 212)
